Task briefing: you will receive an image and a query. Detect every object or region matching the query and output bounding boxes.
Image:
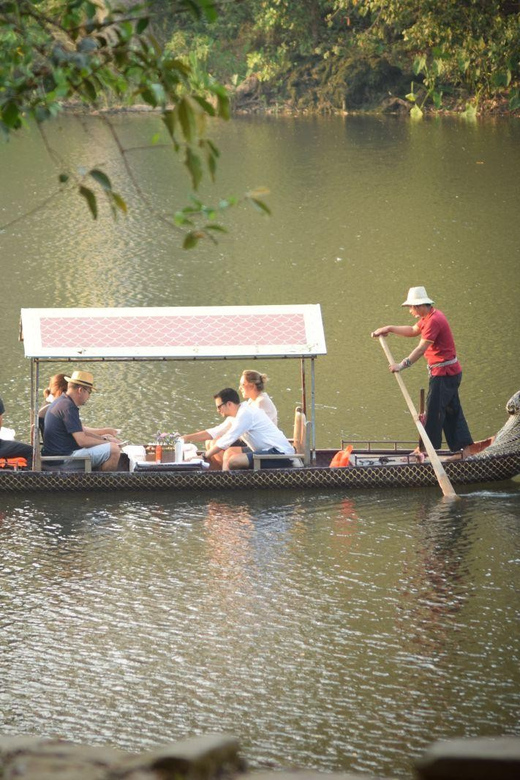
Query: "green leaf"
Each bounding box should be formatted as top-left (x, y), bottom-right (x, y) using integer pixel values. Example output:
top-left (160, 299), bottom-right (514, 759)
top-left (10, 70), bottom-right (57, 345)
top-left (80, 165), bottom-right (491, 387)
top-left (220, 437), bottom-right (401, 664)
top-left (192, 95), bottom-right (216, 116)
top-left (89, 168), bottom-right (112, 191)
top-left (509, 90), bottom-right (520, 111)
top-left (1, 101), bottom-right (21, 129)
top-left (174, 211), bottom-right (194, 227)
top-left (410, 104), bottom-right (423, 120)
top-left (249, 198), bottom-right (271, 215)
top-left (82, 79), bottom-right (98, 102)
top-left (205, 224), bottom-right (227, 233)
top-left (79, 185), bottom-right (98, 219)
top-left (183, 231), bottom-right (200, 249)
top-left (162, 110), bottom-right (176, 140)
top-left (141, 87), bottom-right (158, 107)
top-left (413, 56), bottom-right (426, 76)
top-left (185, 147), bottom-right (203, 190)
top-left (110, 191), bottom-right (127, 214)
top-left (178, 97), bottom-right (195, 142)
top-left (215, 91), bottom-right (230, 121)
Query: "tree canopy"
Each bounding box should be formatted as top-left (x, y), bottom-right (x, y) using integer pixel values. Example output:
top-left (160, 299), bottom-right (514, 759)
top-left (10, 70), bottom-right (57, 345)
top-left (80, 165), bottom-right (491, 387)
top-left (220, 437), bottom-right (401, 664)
top-left (166, 0), bottom-right (520, 115)
top-left (0, 0), bottom-right (269, 246)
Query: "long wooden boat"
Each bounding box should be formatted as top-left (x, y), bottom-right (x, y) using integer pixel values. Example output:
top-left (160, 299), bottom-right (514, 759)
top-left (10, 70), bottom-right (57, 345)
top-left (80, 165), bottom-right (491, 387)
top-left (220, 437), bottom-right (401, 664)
top-left (2, 306), bottom-right (519, 494)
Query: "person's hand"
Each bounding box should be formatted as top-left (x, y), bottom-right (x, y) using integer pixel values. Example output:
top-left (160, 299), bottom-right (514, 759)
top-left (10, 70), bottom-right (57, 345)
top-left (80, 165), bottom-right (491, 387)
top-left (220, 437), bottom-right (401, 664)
top-left (103, 433), bottom-right (124, 444)
top-left (371, 327), bottom-right (388, 338)
top-left (389, 363), bottom-right (401, 373)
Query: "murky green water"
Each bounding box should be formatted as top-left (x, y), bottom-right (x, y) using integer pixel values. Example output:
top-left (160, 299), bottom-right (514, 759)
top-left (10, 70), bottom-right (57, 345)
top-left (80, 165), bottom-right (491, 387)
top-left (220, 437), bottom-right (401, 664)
top-left (1, 114), bottom-right (519, 777)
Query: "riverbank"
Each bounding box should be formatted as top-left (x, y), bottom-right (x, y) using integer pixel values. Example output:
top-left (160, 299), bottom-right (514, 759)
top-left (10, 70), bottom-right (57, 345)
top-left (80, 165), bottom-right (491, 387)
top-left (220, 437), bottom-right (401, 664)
top-left (1, 734), bottom-right (518, 780)
top-left (66, 90), bottom-right (519, 120)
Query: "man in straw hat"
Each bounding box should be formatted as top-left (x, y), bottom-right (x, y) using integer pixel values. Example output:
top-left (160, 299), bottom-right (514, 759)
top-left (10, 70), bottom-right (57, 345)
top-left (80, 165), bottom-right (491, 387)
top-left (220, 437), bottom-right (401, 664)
top-left (371, 286), bottom-right (474, 455)
top-left (42, 370), bottom-right (122, 470)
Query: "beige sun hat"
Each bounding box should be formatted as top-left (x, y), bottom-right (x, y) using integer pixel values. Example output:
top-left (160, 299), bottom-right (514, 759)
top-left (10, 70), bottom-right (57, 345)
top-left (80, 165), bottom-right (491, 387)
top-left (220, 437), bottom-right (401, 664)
top-left (64, 370), bottom-right (96, 391)
top-left (401, 286), bottom-right (434, 307)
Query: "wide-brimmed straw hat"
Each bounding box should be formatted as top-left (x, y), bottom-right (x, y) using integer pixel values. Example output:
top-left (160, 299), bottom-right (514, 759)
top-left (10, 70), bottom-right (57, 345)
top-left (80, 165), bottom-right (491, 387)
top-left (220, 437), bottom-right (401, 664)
top-left (401, 286), bottom-right (434, 307)
top-left (64, 370), bottom-right (96, 391)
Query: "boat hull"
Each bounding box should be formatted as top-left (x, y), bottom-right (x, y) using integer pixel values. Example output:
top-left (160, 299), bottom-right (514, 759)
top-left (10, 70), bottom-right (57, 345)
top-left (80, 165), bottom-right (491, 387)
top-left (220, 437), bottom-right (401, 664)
top-left (1, 452), bottom-right (519, 493)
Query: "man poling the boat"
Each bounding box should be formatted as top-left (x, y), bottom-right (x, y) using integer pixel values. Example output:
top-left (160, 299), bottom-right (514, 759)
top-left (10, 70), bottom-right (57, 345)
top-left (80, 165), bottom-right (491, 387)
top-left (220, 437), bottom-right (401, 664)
top-left (371, 286), bottom-right (474, 456)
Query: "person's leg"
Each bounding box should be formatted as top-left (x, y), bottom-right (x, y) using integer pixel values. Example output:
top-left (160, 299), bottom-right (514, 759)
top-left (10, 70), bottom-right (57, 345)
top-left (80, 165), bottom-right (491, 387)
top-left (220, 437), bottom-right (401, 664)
top-left (424, 377), bottom-right (445, 450)
top-left (100, 443), bottom-right (122, 471)
top-left (0, 439), bottom-right (33, 467)
top-left (443, 374), bottom-right (473, 452)
top-left (71, 443), bottom-right (118, 471)
top-left (223, 450), bottom-right (250, 470)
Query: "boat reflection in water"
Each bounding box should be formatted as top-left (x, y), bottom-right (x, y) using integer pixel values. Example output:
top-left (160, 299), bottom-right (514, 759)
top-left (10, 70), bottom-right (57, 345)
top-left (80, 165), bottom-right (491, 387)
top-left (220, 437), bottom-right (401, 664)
top-left (1, 485), bottom-right (519, 777)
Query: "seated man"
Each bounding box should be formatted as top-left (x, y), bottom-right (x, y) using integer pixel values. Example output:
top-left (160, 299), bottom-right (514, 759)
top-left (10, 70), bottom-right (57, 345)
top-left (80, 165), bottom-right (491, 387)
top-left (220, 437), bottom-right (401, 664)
top-left (182, 387), bottom-right (295, 470)
top-left (42, 370), bottom-right (122, 471)
top-left (0, 395), bottom-right (33, 468)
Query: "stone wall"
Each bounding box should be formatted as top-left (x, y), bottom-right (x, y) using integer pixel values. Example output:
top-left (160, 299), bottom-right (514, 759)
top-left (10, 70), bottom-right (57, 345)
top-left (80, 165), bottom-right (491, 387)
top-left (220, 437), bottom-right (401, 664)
top-left (0, 733), bottom-right (519, 780)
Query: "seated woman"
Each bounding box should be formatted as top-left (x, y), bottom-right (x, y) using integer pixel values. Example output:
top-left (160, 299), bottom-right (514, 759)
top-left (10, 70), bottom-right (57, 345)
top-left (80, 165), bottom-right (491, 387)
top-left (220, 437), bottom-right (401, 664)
top-left (239, 370), bottom-right (278, 426)
top-left (38, 374), bottom-right (68, 436)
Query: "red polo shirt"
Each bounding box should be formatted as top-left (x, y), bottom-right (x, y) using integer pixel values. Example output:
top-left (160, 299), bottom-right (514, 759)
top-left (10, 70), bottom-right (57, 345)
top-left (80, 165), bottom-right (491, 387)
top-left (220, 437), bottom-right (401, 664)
top-left (417, 308), bottom-right (462, 377)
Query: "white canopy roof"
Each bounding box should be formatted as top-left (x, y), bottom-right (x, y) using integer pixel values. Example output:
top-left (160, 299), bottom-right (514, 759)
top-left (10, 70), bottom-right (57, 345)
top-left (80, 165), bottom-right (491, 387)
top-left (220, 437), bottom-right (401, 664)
top-left (20, 305), bottom-right (327, 360)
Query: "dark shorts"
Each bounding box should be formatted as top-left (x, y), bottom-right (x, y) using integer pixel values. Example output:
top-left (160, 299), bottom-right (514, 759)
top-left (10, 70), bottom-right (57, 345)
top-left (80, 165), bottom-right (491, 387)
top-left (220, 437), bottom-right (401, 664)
top-left (245, 447), bottom-right (295, 469)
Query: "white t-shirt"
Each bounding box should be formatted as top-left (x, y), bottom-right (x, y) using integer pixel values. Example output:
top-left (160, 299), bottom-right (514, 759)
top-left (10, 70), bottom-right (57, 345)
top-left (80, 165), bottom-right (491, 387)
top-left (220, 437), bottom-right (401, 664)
top-left (248, 392), bottom-right (278, 427)
top-left (207, 403), bottom-right (294, 454)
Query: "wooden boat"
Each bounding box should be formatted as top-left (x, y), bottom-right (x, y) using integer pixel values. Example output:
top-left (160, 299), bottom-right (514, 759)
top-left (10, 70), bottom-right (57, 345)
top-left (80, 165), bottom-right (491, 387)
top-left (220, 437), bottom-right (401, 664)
top-left (1, 306), bottom-right (519, 494)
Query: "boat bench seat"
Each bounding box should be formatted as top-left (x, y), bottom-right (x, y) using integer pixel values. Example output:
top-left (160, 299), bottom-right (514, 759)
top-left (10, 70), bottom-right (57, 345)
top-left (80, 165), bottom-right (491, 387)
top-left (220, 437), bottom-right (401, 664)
top-left (253, 416), bottom-right (313, 470)
top-left (40, 454), bottom-right (92, 472)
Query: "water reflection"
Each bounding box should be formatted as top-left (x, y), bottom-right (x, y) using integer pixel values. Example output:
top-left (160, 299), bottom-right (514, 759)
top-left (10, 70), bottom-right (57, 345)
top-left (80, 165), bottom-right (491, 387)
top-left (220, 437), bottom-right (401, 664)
top-left (2, 112), bottom-right (520, 777)
top-left (3, 488), bottom-right (519, 778)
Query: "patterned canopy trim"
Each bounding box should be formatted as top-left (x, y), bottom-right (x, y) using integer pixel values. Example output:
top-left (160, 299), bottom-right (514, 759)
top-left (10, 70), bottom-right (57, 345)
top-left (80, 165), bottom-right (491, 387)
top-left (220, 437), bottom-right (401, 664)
top-left (21, 305), bottom-right (327, 358)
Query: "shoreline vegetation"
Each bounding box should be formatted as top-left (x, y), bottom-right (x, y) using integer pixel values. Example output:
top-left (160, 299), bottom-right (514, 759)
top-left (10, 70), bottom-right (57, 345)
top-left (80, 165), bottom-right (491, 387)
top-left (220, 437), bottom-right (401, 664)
top-left (66, 90), bottom-right (518, 120)
top-left (152, 0), bottom-right (520, 120)
top-left (2, 1), bottom-right (518, 243)
top-left (55, 2), bottom-right (520, 120)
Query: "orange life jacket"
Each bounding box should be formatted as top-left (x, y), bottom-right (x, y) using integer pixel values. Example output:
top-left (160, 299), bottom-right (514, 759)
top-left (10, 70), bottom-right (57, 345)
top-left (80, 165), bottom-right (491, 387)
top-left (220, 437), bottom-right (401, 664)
top-left (329, 445), bottom-right (353, 468)
top-left (0, 457), bottom-right (28, 469)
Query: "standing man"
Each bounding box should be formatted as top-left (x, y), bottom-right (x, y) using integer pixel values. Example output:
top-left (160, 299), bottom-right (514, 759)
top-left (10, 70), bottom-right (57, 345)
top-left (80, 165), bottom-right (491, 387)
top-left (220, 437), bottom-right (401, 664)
top-left (0, 395), bottom-right (33, 467)
top-left (371, 286), bottom-right (474, 454)
top-left (42, 370), bottom-right (122, 471)
top-left (182, 387), bottom-right (295, 470)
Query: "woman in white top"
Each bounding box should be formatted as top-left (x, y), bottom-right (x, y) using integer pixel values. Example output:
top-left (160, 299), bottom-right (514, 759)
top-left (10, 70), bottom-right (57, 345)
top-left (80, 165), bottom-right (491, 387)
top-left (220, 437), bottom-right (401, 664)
top-left (239, 370), bottom-right (278, 427)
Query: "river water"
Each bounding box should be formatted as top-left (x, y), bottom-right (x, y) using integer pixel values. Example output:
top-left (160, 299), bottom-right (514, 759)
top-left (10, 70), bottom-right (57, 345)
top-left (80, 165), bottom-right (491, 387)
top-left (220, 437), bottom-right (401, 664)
top-left (1, 114), bottom-right (520, 778)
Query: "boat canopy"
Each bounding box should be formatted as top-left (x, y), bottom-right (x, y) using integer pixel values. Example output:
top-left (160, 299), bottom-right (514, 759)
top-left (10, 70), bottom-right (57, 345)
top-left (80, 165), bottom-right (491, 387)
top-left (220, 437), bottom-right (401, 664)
top-left (20, 304), bottom-right (327, 361)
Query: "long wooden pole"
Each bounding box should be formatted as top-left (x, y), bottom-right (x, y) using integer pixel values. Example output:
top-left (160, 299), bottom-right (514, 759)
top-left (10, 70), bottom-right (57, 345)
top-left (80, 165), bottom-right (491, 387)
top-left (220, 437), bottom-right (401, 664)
top-left (378, 336), bottom-right (458, 499)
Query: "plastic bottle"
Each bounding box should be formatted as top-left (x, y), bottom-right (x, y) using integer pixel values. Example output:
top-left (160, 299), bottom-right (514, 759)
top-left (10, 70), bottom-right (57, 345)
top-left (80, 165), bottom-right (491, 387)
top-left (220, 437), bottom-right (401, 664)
top-left (175, 437), bottom-right (184, 463)
top-left (155, 444), bottom-right (162, 463)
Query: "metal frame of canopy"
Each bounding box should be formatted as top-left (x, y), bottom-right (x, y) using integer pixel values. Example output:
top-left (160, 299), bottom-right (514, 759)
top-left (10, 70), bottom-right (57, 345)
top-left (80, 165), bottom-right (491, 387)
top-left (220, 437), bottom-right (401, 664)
top-left (19, 304), bottom-right (327, 468)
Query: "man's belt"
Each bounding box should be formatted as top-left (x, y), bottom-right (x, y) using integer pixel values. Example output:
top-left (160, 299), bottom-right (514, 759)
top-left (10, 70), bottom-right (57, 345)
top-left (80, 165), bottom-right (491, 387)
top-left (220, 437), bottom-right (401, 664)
top-left (427, 356), bottom-right (458, 376)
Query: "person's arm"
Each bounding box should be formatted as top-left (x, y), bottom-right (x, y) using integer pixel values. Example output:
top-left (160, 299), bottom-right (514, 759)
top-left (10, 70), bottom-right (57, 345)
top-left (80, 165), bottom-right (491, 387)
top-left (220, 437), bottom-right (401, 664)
top-left (389, 337), bottom-right (433, 373)
top-left (182, 430), bottom-right (212, 444)
top-left (205, 442), bottom-right (223, 459)
top-left (371, 324), bottom-right (419, 338)
top-left (83, 425), bottom-right (120, 441)
top-left (72, 429), bottom-right (120, 447)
